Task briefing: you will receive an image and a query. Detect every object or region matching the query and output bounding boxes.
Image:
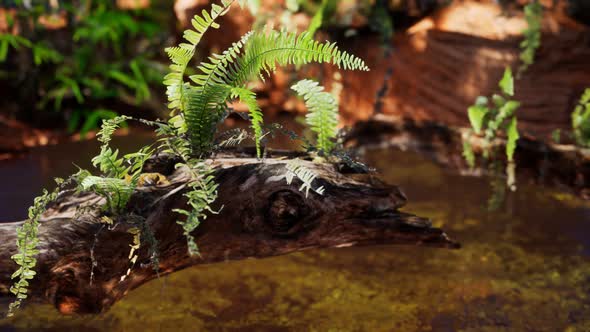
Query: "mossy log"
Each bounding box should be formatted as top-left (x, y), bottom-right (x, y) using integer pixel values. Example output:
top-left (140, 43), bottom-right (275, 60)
top-left (0, 150), bottom-right (458, 315)
top-left (347, 115), bottom-right (590, 198)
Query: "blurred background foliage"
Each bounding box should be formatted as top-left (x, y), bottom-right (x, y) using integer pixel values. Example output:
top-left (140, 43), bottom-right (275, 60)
top-left (0, 0), bottom-right (173, 136)
top-left (0, 0), bottom-right (588, 140)
top-left (0, 0), bottom-right (405, 136)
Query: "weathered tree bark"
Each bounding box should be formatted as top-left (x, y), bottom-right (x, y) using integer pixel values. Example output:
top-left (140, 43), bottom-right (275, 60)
top-left (0, 150), bottom-right (458, 315)
top-left (346, 115), bottom-right (590, 198)
top-left (322, 1), bottom-right (590, 139)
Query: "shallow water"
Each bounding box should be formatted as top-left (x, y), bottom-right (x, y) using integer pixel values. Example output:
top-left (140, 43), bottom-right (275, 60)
top-left (0, 138), bottom-right (589, 331)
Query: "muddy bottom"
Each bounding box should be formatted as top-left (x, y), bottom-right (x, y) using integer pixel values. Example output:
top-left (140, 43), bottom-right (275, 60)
top-left (0, 139), bottom-right (589, 331)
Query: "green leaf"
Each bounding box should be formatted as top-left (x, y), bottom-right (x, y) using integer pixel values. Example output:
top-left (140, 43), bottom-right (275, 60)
top-left (499, 67), bottom-right (514, 96)
top-left (498, 100), bottom-right (520, 119)
top-left (506, 117), bottom-right (519, 161)
top-left (491, 94), bottom-right (505, 108)
top-left (467, 105), bottom-right (488, 134)
top-left (474, 96), bottom-right (488, 107)
top-left (229, 87), bottom-right (264, 158)
top-left (292, 79), bottom-right (339, 153)
top-left (462, 139), bottom-right (475, 168)
top-left (80, 109), bottom-right (119, 138)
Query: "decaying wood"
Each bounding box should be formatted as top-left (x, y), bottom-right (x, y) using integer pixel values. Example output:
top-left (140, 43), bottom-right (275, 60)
top-left (321, 1), bottom-right (590, 138)
top-left (0, 149), bottom-right (458, 315)
top-left (346, 114), bottom-right (590, 198)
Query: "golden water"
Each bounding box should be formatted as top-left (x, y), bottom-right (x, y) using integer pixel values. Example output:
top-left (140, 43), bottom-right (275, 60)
top-left (1, 141), bottom-right (589, 331)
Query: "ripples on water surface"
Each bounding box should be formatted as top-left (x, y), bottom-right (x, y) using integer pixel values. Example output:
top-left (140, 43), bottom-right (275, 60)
top-left (0, 136), bottom-right (589, 331)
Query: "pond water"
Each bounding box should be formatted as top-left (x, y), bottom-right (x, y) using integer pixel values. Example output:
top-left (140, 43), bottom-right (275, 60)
top-left (0, 135), bottom-right (589, 331)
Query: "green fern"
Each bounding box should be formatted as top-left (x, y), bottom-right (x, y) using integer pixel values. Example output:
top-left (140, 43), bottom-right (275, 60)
top-left (0, 33), bottom-right (32, 62)
top-left (463, 67), bottom-right (520, 164)
top-left (292, 79), bottom-right (339, 153)
top-left (307, 0), bottom-right (338, 36)
top-left (184, 29), bottom-right (368, 156)
top-left (462, 140), bottom-right (475, 168)
top-left (519, 1), bottom-right (543, 75)
top-left (77, 172), bottom-right (134, 213)
top-left (92, 116), bottom-right (130, 178)
top-left (572, 88), bottom-right (590, 148)
top-left (164, 0), bottom-right (369, 157)
top-left (285, 160), bottom-right (326, 198)
top-left (229, 30), bottom-right (369, 84)
top-left (83, 117), bottom-right (153, 213)
top-left (163, 0), bottom-right (238, 134)
top-left (229, 86), bottom-right (263, 156)
top-left (8, 177), bottom-right (73, 316)
top-left (172, 161), bottom-right (219, 256)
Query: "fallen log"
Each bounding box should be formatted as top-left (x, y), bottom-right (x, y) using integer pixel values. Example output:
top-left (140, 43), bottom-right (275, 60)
top-left (0, 149), bottom-right (458, 315)
top-left (346, 115), bottom-right (590, 198)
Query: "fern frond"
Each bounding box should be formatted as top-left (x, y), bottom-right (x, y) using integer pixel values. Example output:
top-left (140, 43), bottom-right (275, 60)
top-left (183, 32), bottom-right (252, 155)
top-left (8, 177), bottom-right (74, 316)
top-left (163, 0), bottom-right (237, 133)
top-left (189, 31), bottom-right (253, 89)
top-left (462, 138), bottom-right (475, 168)
top-left (92, 116), bottom-right (130, 178)
top-left (229, 86), bottom-right (263, 157)
top-left (184, 84), bottom-right (233, 155)
top-left (519, 1), bottom-right (542, 75)
top-left (79, 174), bottom-right (134, 212)
top-left (92, 147), bottom-right (128, 179)
top-left (572, 88), bottom-right (590, 147)
top-left (183, 29), bottom-right (367, 156)
top-left (96, 115), bottom-right (129, 145)
top-left (230, 30), bottom-right (369, 86)
top-left (285, 160), bottom-right (325, 198)
top-left (291, 79), bottom-right (339, 153)
top-left (217, 128), bottom-right (249, 148)
top-left (8, 188), bottom-right (56, 315)
top-left (173, 161), bottom-right (219, 255)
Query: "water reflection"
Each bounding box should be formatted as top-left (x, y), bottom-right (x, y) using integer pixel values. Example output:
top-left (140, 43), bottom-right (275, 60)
top-left (0, 144), bottom-right (589, 331)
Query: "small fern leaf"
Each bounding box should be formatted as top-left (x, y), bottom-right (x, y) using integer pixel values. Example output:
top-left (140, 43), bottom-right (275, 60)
top-left (519, 1), bottom-right (543, 74)
top-left (231, 30), bottom-right (369, 86)
top-left (229, 86), bottom-right (263, 157)
top-left (506, 116), bottom-right (519, 162)
top-left (462, 139), bottom-right (475, 168)
top-left (163, 0), bottom-right (237, 128)
top-left (92, 116), bottom-right (130, 178)
top-left (499, 67), bottom-right (514, 97)
top-left (217, 128), bottom-right (249, 148)
top-left (184, 84), bottom-right (233, 155)
top-left (79, 175), bottom-right (134, 212)
top-left (291, 79), bottom-right (339, 153)
top-left (285, 160), bottom-right (325, 198)
top-left (174, 161), bottom-right (220, 256)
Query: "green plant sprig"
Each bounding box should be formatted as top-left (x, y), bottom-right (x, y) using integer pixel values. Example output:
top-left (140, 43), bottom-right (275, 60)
top-left (518, 1), bottom-right (543, 75)
top-left (292, 79), bottom-right (339, 154)
top-left (572, 88), bottom-right (590, 148)
top-left (7, 176), bottom-right (74, 316)
top-left (463, 67), bottom-right (520, 167)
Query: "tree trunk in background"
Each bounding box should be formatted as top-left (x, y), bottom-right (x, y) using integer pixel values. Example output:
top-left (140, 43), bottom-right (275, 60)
top-left (323, 1), bottom-right (590, 139)
top-left (175, 0), bottom-right (590, 140)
